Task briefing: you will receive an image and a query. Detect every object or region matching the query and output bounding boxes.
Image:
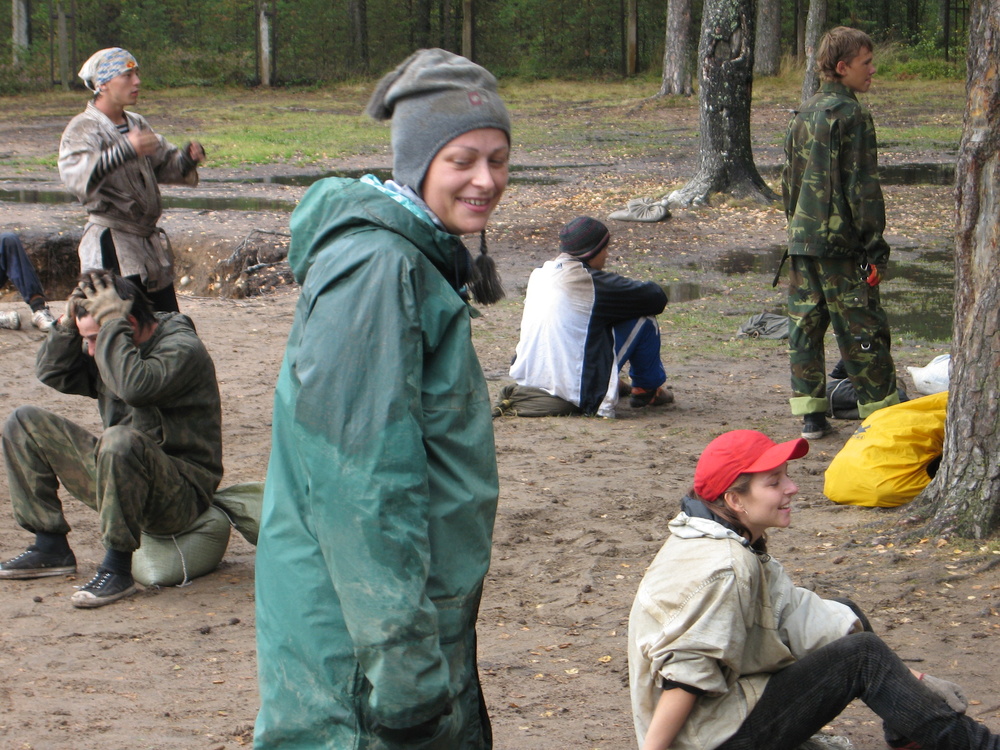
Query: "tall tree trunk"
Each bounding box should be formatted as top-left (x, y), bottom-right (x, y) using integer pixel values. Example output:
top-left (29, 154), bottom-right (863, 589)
top-left (657, 0), bottom-right (693, 96)
top-left (12, 0), bottom-right (30, 65)
top-left (56, 1), bottom-right (69, 91)
top-left (413, 0), bottom-right (431, 49)
top-left (462, 0), bottom-right (474, 60)
top-left (257, 0), bottom-right (273, 87)
top-left (909, 0), bottom-right (1000, 540)
top-left (800, 0), bottom-right (826, 102)
top-left (667, 0), bottom-right (777, 206)
top-left (348, 0), bottom-right (368, 73)
top-left (795, 0), bottom-right (805, 59)
top-left (625, 0), bottom-right (638, 76)
top-left (754, 0), bottom-right (781, 76)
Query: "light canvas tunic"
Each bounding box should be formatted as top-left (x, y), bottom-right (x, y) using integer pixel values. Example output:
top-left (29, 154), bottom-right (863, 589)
top-left (628, 513), bottom-right (860, 750)
top-left (58, 102), bottom-right (197, 291)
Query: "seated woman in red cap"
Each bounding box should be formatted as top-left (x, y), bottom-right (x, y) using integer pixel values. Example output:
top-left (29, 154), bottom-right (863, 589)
top-left (628, 429), bottom-right (998, 750)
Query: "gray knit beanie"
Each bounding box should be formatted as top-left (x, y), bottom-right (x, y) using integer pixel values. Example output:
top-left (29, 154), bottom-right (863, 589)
top-left (365, 48), bottom-right (511, 193)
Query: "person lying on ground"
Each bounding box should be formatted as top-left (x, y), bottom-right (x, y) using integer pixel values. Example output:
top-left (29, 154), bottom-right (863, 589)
top-left (629, 428), bottom-right (999, 750)
top-left (0, 271), bottom-right (222, 609)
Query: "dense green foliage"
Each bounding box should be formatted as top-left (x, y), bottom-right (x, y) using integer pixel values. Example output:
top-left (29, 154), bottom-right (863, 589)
top-left (0, 0), bottom-right (967, 92)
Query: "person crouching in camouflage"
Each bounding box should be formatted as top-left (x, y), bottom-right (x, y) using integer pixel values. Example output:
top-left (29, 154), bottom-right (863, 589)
top-left (0, 271), bottom-right (222, 608)
top-left (781, 26), bottom-right (900, 441)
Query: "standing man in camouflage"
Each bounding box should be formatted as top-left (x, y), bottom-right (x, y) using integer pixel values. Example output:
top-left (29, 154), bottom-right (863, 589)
top-left (782, 26), bottom-right (899, 440)
top-left (0, 271), bottom-right (222, 608)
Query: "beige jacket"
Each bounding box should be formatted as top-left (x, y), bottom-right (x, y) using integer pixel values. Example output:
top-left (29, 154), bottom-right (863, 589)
top-left (58, 102), bottom-right (198, 291)
top-left (628, 513), bottom-right (860, 750)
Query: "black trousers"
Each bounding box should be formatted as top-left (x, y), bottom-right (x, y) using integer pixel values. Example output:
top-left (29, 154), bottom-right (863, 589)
top-left (716, 630), bottom-right (998, 750)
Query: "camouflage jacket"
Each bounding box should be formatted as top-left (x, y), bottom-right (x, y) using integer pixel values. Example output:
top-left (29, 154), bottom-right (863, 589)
top-left (781, 81), bottom-right (890, 266)
top-left (36, 312), bottom-right (223, 505)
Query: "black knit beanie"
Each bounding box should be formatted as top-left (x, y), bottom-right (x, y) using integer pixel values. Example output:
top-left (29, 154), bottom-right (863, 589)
top-left (560, 216), bottom-right (611, 260)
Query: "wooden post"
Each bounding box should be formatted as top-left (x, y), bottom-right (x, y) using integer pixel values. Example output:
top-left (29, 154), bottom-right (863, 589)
top-left (12, 0), bottom-right (30, 65)
top-left (56, 1), bottom-right (69, 90)
top-left (258, 1), bottom-right (272, 87)
top-left (626, 0), bottom-right (638, 76)
top-left (462, 0), bottom-right (474, 61)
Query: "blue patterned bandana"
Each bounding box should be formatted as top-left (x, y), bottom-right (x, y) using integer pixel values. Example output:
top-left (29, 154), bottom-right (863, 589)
top-left (78, 48), bottom-right (139, 92)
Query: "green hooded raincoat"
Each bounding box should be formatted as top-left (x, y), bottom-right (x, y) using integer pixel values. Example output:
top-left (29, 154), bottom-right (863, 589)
top-left (254, 177), bottom-right (499, 748)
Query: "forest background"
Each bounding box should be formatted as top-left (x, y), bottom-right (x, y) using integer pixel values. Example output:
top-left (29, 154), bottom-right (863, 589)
top-left (0, 0), bottom-right (969, 93)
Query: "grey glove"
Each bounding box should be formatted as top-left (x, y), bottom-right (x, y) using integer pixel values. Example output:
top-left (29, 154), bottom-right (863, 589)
top-left (59, 285), bottom-right (87, 332)
top-left (78, 272), bottom-right (132, 326)
top-left (921, 672), bottom-right (968, 713)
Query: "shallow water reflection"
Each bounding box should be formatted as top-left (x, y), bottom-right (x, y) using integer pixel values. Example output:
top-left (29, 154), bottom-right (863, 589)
top-left (710, 245), bottom-right (954, 342)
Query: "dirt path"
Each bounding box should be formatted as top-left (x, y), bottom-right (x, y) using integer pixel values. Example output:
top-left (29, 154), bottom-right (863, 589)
top-left (1, 94), bottom-right (996, 749)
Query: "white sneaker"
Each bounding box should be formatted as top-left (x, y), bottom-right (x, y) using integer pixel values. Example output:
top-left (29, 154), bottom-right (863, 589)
top-left (31, 308), bottom-right (56, 331)
top-left (0, 310), bottom-right (21, 330)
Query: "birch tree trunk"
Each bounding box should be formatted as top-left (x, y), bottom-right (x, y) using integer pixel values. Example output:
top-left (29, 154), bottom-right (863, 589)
top-left (12, 0), bottom-right (30, 65)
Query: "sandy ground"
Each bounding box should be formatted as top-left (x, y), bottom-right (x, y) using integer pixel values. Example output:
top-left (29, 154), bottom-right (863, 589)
top-left (2, 92), bottom-right (999, 750)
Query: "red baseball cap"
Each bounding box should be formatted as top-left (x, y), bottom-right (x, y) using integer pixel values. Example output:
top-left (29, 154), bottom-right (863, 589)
top-left (694, 430), bottom-right (809, 502)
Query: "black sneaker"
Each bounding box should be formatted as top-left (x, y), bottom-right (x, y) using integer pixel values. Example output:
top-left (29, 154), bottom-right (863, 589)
top-left (0, 546), bottom-right (76, 579)
top-left (70, 568), bottom-right (137, 609)
top-left (801, 413), bottom-right (835, 440)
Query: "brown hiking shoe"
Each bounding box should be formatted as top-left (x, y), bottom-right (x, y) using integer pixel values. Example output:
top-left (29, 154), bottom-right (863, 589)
top-left (630, 385), bottom-right (674, 408)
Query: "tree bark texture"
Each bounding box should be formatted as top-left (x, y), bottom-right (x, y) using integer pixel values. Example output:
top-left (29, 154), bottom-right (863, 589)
top-left (12, 0), bottom-right (30, 65)
top-left (463, 0), bottom-right (474, 61)
top-left (658, 0), bottom-right (693, 96)
top-left (626, 0), bottom-right (638, 76)
top-left (754, 0), bottom-right (781, 76)
top-left (667, 0), bottom-right (777, 206)
top-left (257, 1), bottom-right (272, 87)
top-left (348, 0), bottom-right (368, 73)
top-left (412, 0), bottom-right (431, 49)
top-left (800, 0), bottom-right (825, 102)
top-left (913, 0), bottom-right (1000, 539)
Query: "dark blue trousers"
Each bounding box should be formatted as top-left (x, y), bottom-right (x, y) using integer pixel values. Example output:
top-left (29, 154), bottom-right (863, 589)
top-left (0, 233), bottom-right (44, 303)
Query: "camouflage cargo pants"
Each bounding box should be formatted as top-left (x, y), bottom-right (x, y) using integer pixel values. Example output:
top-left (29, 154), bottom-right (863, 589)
top-left (2, 405), bottom-right (202, 552)
top-left (788, 255), bottom-right (899, 419)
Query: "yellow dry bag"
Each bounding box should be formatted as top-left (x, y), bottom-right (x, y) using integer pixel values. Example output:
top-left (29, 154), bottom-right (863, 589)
top-left (824, 391), bottom-right (947, 508)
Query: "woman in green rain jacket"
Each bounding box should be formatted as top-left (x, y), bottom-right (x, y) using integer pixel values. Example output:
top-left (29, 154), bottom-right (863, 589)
top-left (254, 49), bottom-right (511, 749)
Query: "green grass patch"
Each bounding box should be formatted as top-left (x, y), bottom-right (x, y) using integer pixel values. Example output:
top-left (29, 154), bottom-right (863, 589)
top-left (0, 75), bottom-right (966, 168)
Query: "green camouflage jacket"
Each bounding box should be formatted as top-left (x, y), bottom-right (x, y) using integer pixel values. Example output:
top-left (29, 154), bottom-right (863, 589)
top-left (36, 312), bottom-right (223, 506)
top-left (781, 81), bottom-right (890, 267)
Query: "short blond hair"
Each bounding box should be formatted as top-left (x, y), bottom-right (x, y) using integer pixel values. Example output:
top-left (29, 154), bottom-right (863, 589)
top-left (817, 26), bottom-right (874, 81)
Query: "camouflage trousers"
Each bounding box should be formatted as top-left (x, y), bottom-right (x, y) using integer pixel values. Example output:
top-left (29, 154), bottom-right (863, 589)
top-left (2, 405), bottom-right (203, 552)
top-left (788, 255), bottom-right (899, 419)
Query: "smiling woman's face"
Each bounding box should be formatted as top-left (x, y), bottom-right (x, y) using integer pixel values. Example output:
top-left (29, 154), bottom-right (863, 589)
top-left (724, 463), bottom-right (798, 541)
top-left (421, 128), bottom-right (510, 236)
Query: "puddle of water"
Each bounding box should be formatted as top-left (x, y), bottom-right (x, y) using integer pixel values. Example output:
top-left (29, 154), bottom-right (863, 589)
top-left (881, 254), bottom-right (954, 342)
top-left (207, 165), bottom-right (564, 187)
top-left (666, 281), bottom-right (701, 302)
top-left (712, 244), bottom-right (787, 275)
top-left (758, 162), bottom-right (955, 185)
top-left (709, 244), bottom-right (954, 342)
top-left (0, 187), bottom-right (297, 212)
top-left (0, 164), bottom-right (565, 208)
